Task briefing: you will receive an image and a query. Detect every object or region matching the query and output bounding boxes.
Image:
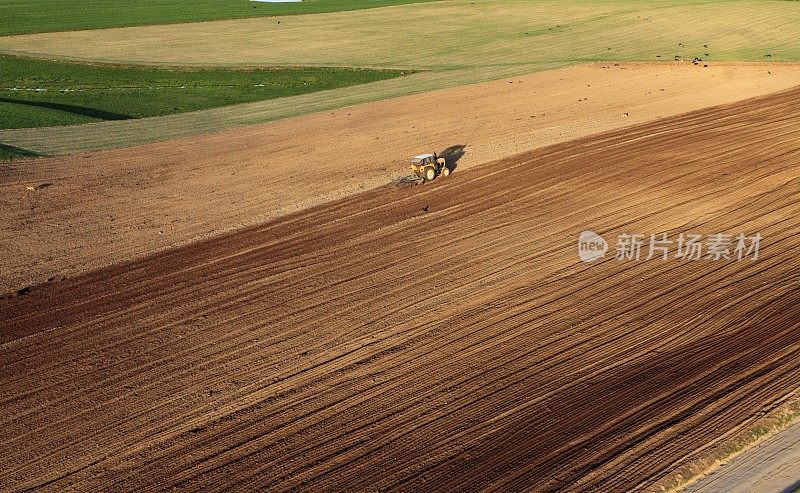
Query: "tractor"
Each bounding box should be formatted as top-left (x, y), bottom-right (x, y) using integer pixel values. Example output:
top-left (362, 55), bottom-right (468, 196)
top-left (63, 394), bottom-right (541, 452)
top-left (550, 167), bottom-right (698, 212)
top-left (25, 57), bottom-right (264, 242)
top-left (410, 153), bottom-right (450, 182)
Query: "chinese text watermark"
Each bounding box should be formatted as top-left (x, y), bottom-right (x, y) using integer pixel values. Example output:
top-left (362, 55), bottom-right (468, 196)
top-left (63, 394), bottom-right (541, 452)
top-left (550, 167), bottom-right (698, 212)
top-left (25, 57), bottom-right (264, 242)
top-left (578, 231), bottom-right (761, 263)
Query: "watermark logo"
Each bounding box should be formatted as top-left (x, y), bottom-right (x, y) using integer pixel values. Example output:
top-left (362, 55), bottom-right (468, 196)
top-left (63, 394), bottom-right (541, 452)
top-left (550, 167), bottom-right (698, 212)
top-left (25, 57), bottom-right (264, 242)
top-left (578, 231), bottom-right (762, 263)
top-left (578, 230), bottom-right (609, 262)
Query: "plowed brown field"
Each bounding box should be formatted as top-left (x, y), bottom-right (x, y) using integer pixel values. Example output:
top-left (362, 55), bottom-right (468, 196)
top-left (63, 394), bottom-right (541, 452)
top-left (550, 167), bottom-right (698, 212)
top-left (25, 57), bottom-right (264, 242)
top-left (4, 62), bottom-right (800, 294)
top-left (2, 85), bottom-right (800, 491)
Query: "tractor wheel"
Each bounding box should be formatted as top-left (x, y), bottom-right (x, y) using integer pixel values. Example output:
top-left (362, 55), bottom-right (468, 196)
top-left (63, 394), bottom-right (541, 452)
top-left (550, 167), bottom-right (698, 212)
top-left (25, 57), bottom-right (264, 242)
top-left (441, 166), bottom-right (451, 177)
top-left (424, 166), bottom-right (436, 181)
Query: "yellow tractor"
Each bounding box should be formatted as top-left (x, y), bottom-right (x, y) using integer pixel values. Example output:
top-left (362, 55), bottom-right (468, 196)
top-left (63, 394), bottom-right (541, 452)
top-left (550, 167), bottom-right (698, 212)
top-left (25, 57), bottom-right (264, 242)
top-left (410, 153), bottom-right (450, 182)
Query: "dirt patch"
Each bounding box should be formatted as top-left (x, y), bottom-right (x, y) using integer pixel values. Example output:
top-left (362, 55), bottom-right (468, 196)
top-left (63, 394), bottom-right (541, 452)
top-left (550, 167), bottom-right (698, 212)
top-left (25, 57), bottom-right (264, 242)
top-left (2, 62), bottom-right (800, 293)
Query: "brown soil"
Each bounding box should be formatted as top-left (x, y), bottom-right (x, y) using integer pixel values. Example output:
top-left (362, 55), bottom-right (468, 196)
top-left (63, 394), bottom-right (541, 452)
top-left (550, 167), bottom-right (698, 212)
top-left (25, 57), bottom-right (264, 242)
top-left (2, 85), bottom-right (799, 491)
top-left (3, 62), bottom-right (800, 293)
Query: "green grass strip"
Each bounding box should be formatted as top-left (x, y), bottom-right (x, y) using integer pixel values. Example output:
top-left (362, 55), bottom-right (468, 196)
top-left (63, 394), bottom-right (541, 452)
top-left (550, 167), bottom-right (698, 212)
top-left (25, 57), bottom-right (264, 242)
top-left (0, 55), bottom-right (410, 130)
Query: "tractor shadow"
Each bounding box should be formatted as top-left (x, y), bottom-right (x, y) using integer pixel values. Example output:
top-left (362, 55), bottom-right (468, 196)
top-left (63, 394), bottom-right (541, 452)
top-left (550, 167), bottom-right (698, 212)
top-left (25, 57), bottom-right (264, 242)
top-left (781, 479), bottom-right (800, 493)
top-left (440, 144), bottom-right (466, 173)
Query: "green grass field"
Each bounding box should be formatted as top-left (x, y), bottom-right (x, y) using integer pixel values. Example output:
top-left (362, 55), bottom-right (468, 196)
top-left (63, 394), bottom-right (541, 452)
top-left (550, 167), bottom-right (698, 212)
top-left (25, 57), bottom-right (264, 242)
top-left (0, 55), bottom-right (407, 130)
top-left (1, 0), bottom-right (799, 157)
top-left (0, 0), bottom-right (441, 36)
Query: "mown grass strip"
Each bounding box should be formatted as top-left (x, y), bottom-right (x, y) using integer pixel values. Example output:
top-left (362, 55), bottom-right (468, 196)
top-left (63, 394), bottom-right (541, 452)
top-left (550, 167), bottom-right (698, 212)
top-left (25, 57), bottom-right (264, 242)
top-left (0, 55), bottom-right (410, 130)
top-left (0, 0), bottom-right (443, 36)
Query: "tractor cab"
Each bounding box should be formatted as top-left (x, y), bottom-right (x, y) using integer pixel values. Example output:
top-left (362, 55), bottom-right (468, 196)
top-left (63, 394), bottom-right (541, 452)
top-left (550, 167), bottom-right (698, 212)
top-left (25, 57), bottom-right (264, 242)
top-left (411, 153), bottom-right (435, 165)
top-left (410, 153), bottom-right (449, 181)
